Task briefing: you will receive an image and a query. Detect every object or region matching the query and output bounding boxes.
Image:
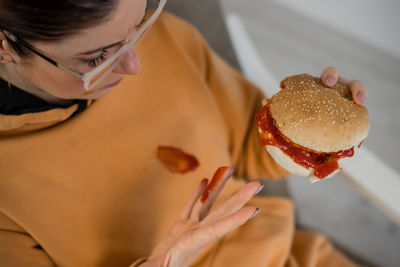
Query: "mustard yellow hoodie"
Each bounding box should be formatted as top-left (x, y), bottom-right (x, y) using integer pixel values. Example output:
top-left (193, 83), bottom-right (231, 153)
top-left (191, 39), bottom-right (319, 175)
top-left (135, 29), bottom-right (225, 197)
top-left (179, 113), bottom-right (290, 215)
top-left (0, 12), bottom-right (356, 267)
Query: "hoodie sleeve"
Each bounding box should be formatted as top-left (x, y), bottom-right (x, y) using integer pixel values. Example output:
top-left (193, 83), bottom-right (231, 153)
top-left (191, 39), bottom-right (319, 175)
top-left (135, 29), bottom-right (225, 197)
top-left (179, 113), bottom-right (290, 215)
top-left (0, 211), bottom-right (55, 267)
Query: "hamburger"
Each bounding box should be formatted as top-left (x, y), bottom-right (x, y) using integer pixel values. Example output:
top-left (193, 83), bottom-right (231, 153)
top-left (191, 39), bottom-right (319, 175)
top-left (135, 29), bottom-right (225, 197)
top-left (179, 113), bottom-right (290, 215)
top-left (256, 74), bottom-right (370, 182)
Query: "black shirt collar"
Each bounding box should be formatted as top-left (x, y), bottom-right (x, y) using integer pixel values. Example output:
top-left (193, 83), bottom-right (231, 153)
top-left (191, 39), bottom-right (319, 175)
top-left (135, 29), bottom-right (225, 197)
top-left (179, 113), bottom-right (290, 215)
top-left (0, 78), bottom-right (87, 117)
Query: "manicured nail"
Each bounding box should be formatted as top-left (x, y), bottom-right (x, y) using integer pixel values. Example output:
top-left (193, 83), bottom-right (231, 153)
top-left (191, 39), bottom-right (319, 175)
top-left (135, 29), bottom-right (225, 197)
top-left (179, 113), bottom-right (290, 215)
top-left (326, 76), bottom-right (335, 86)
top-left (200, 178), bottom-right (208, 187)
top-left (357, 91), bottom-right (365, 103)
top-left (228, 167), bottom-right (235, 177)
top-left (251, 208), bottom-right (260, 218)
top-left (254, 184), bottom-right (264, 195)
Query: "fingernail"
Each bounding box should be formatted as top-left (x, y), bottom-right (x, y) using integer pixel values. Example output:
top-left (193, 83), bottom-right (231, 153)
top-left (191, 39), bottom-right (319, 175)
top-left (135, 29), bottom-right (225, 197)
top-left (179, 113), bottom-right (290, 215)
top-left (254, 184), bottom-right (264, 195)
top-left (325, 76), bottom-right (335, 86)
top-left (326, 76), bottom-right (335, 86)
top-left (228, 167), bottom-right (235, 177)
top-left (357, 91), bottom-right (365, 103)
top-left (251, 208), bottom-right (260, 218)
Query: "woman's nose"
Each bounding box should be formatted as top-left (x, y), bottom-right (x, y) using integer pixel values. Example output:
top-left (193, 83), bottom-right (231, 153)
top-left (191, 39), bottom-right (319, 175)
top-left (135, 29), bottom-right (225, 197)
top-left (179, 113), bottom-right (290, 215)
top-left (112, 48), bottom-right (141, 75)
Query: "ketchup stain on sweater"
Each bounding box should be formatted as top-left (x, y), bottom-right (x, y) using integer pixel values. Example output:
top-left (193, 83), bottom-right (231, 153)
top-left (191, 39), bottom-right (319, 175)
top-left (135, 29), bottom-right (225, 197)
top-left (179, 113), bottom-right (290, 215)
top-left (157, 146), bottom-right (199, 174)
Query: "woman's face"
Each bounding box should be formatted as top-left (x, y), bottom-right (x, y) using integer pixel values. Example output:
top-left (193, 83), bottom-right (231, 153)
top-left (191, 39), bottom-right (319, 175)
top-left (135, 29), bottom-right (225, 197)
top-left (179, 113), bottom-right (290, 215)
top-left (12, 0), bottom-right (147, 100)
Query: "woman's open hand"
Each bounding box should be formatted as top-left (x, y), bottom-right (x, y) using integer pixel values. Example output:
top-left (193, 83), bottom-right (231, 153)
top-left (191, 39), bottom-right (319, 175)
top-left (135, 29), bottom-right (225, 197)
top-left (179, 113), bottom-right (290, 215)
top-left (321, 66), bottom-right (367, 105)
top-left (140, 167), bottom-right (263, 267)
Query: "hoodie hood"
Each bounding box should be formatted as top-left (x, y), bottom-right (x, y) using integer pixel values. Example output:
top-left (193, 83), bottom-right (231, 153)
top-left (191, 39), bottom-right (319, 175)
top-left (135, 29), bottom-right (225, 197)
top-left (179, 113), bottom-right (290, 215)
top-left (0, 79), bottom-right (88, 135)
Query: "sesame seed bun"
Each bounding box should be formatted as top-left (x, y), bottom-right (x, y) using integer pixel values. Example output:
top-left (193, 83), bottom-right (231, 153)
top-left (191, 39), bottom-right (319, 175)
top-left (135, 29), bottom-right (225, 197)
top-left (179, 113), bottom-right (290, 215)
top-left (269, 74), bottom-right (370, 152)
top-left (266, 145), bottom-right (340, 182)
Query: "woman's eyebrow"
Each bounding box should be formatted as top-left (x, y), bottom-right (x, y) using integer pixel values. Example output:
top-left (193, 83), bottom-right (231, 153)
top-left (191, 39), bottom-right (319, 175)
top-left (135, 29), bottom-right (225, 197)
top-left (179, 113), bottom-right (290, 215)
top-left (77, 41), bottom-right (124, 56)
top-left (76, 3), bottom-right (149, 56)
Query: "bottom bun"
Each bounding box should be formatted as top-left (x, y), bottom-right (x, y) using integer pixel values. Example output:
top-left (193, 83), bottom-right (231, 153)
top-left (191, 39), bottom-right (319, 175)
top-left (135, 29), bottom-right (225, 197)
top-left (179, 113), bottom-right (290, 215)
top-left (266, 145), bottom-right (340, 183)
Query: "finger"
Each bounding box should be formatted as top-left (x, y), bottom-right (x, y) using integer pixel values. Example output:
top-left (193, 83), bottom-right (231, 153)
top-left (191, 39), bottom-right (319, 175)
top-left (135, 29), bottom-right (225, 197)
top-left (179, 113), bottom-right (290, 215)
top-left (181, 178), bottom-right (208, 220)
top-left (338, 77), bottom-right (367, 105)
top-left (201, 167), bottom-right (234, 203)
top-left (163, 253), bottom-right (172, 267)
top-left (321, 66), bottom-right (339, 87)
top-left (188, 206), bottom-right (259, 249)
top-left (191, 167), bottom-right (234, 222)
top-left (200, 181), bottom-right (263, 225)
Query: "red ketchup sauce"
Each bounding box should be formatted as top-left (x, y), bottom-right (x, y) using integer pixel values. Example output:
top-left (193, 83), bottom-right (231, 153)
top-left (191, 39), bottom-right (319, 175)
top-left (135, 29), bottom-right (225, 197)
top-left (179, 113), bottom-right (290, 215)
top-left (157, 146), bottom-right (199, 174)
top-left (256, 104), bottom-right (355, 179)
top-left (201, 166), bottom-right (232, 203)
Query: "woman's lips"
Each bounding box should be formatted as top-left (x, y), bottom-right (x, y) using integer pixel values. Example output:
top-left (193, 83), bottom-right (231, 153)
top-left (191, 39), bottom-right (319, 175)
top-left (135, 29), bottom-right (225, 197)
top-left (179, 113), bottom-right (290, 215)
top-left (100, 78), bottom-right (123, 90)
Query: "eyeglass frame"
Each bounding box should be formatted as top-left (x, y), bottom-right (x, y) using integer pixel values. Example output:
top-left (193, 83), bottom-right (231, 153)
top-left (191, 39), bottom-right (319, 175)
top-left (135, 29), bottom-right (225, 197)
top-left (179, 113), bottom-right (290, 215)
top-left (2, 0), bottom-right (167, 91)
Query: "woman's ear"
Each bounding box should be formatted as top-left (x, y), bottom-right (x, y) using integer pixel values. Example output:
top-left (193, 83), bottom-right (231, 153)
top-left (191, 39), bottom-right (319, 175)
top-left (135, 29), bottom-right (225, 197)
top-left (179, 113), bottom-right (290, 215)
top-left (0, 32), bottom-right (17, 64)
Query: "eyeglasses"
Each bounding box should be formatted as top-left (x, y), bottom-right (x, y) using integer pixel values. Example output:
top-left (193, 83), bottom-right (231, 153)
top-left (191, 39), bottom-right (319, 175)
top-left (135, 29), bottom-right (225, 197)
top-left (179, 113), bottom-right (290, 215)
top-left (3, 0), bottom-right (167, 91)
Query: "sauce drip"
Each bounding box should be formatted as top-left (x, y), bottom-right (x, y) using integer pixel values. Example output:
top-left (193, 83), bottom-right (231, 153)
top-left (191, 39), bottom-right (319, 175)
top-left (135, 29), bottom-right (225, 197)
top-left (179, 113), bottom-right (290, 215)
top-left (256, 104), bottom-right (355, 179)
top-left (157, 146), bottom-right (199, 174)
top-left (201, 166), bottom-right (232, 203)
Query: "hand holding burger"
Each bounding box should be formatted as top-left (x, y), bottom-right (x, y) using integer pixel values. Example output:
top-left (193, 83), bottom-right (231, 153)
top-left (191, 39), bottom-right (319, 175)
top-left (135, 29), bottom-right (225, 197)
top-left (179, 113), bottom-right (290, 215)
top-left (256, 72), bottom-right (370, 182)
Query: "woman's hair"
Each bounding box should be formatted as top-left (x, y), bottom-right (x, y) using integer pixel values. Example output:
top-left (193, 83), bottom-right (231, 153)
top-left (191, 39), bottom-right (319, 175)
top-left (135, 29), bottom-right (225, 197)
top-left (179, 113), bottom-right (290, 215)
top-left (0, 0), bottom-right (118, 56)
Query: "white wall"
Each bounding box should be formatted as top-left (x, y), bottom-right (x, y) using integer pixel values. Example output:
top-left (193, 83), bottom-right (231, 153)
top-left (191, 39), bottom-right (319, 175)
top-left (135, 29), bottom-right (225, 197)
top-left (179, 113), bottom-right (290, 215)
top-left (270, 0), bottom-right (400, 60)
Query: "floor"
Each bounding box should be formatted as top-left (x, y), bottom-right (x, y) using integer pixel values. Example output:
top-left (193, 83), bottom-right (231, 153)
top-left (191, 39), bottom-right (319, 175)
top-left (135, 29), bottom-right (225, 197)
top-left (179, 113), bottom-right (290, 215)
top-left (219, 1), bottom-right (400, 266)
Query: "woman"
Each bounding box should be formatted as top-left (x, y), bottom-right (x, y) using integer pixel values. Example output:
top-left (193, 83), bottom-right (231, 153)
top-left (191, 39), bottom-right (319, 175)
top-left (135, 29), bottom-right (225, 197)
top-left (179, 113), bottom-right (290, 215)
top-left (0, 0), bottom-right (367, 266)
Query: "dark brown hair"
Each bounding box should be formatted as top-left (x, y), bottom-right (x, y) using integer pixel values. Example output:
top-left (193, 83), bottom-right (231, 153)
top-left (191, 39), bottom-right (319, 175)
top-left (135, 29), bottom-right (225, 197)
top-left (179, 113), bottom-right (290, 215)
top-left (0, 0), bottom-right (118, 56)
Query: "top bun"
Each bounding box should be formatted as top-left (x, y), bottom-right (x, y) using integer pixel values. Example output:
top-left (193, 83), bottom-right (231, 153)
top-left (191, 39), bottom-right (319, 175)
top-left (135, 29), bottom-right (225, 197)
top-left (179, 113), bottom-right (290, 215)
top-left (269, 74), bottom-right (370, 152)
